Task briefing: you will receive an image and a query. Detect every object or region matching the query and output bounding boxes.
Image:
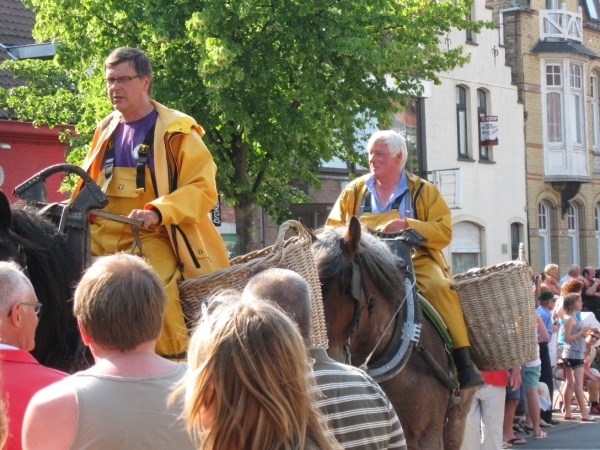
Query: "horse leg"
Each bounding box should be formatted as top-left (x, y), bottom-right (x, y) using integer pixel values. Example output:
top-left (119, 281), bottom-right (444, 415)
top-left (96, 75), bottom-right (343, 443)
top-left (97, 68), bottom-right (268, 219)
top-left (444, 387), bottom-right (476, 450)
top-left (380, 319), bottom-right (452, 450)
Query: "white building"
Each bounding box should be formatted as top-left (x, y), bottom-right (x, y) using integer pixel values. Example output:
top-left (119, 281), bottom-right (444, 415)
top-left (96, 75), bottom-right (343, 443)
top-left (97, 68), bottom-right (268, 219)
top-left (400, 1), bottom-right (528, 273)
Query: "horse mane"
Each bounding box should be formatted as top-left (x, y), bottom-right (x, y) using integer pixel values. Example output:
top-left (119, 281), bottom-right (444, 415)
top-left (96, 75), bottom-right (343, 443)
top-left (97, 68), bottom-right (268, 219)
top-left (3, 206), bottom-right (81, 369)
top-left (313, 227), bottom-right (406, 307)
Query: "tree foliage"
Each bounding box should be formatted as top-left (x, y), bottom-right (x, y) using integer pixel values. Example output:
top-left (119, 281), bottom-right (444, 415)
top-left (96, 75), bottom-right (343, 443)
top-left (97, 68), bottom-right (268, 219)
top-left (1, 0), bottom-right (489, 252)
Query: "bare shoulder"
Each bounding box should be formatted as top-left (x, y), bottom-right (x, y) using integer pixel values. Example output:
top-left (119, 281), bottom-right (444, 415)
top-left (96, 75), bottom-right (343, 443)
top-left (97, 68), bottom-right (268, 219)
top-left (23, 378), bottom-right (77, 450)
top-left (564, 314), bottom-right (576, 324)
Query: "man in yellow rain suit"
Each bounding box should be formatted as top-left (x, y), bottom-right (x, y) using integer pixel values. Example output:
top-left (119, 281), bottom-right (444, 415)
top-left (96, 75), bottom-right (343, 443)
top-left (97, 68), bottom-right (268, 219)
top-left (73, 47), bottom-right (229, 360)
top-left (326, 130), bottom-right (483, 389)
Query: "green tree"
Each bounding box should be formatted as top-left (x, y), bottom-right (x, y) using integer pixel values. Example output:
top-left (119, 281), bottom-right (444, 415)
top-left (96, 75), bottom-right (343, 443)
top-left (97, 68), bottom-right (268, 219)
top-left (1, 0), bottom-right (487, 253)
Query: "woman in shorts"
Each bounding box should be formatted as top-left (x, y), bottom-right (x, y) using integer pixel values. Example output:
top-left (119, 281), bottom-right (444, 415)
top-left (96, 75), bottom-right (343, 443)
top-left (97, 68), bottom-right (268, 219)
top-left (562, 293), bottom-right (596, 421)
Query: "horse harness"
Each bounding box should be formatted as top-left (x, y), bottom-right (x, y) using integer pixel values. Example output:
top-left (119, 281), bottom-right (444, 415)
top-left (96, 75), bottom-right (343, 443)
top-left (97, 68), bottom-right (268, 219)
top-left (343, 228), bottom-right (459, 397)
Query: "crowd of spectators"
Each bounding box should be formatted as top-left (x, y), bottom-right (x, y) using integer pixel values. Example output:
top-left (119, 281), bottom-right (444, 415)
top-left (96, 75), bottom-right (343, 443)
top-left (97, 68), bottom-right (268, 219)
top-left (464, 263), bottom-right (600, 449)
top-left (0, 256), bottom-right (407, 450)
top-left (5, 250), bottom-right (600, 450)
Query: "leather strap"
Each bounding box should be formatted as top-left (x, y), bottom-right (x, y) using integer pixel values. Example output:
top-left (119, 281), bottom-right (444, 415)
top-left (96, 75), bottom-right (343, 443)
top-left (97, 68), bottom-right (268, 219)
top-left (89, 209), bottom-right (144, 255)
top-left (135, 125), bottom-right (155, 194)
top-left (361, 190), bottom-right (407, 215)
top-left (101, 125), bottom-right (156, 194)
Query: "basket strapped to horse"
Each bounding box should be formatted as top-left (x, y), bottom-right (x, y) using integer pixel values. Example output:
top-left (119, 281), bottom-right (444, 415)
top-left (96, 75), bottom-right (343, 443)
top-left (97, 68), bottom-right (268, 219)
top-left (451, 243), bottom-right (538, 371)
top-left (357, 229), bottom-right (536, 383)
top-left (179, 220), bottom-right (329, 349)
top-left (179, 220), bottom-right (459, 395)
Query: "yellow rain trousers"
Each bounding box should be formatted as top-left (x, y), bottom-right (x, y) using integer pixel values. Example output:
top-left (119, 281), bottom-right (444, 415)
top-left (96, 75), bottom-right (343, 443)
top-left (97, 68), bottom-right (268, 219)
top-left (326, 172), bottom-right (470, 348)
top-left (73, 101), bottom-right (230, 359)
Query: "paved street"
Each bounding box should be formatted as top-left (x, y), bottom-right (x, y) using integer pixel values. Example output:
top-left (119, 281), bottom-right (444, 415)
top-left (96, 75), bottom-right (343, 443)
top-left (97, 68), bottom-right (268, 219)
top-left (508, 416), bottom-right (600, 449)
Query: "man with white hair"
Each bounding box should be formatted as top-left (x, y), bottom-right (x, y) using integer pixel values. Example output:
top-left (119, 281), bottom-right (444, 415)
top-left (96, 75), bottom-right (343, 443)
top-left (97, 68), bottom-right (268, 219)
top-left (559, 264), bottom-right (580, 286)
top-left (327, 129), bottom-right (483, 388)
top-left (0, 261), bottom-right (67, 450)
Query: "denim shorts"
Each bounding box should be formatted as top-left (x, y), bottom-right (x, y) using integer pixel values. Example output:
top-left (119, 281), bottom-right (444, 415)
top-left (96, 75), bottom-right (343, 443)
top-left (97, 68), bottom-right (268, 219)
top-left (506, 369), bottom-right (526, 400)
top-left (522, 365), bottom-right (542, 389)
top-left (564, 358), bottom-right (585, 370)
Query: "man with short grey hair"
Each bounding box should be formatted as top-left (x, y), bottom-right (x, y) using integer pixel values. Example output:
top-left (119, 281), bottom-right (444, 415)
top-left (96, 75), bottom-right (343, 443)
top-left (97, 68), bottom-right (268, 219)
top-left (0, 261), bottom-right (67, 450)
top-left (326, 129), bottom-right (483, 389)
top-left (559, 264), bottom-right (580, 286)
top-left (243, 268), bottom-right (407, 450)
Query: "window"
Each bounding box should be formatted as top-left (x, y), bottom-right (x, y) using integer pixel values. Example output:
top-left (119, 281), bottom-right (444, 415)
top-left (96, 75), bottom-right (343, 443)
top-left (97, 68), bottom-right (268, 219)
top-left (451, 222), bottom-right (481, 275)
top-left (592, 75), bottom-right (599, 151)
top-left (596, 204), bottom-right (600, 266)
top-left (477, 89), bottom-right (489, 160)
top-left (538, 201), bottom-right (551, 272)
top-left (567, 203), bottom-right (580, 265)
top-left (546, 65), bottom-right (563, 143)
top-left (543, 60), bottom-right (590, 178)
top-left (221, 234), bottom-right (239, 259)
top-left (391, 99), bottom-right (425, 176)
top-left (510, 223), bottom-right (523, 260)
top-left (456, 86), bottom-right (468, 158)
top-left (569, 64), bottom-right (584, 145)
top-left (584, 0), bottom-right (600, 21)
top-left (466, 8), bottom-right (473, 43)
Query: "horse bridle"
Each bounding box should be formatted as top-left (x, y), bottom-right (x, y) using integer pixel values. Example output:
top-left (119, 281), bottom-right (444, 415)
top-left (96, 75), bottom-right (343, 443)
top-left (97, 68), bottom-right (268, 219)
top-left (342, 254), bottom-right (378, 364)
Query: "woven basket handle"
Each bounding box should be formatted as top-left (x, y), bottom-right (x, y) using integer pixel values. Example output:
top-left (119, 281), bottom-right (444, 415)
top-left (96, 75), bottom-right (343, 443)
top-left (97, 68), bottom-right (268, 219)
top-left (517, 243), bottom-right (527, 265)
top-left (272, 220), bottom-right (310, 251)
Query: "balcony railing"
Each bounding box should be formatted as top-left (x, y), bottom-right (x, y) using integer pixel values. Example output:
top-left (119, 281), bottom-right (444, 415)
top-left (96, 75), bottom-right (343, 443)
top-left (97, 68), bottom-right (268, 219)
top-left (539, 4), bottom-right (583, 43)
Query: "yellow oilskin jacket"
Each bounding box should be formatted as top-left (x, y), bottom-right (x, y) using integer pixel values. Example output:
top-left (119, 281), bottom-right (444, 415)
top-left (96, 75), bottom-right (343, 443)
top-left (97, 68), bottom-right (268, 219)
top-left (73, 100), bottom-right (230, 278)
top-left (326, 171), bottom-right (452, 276)
top-left (326, 171), bottom-right (471, 348)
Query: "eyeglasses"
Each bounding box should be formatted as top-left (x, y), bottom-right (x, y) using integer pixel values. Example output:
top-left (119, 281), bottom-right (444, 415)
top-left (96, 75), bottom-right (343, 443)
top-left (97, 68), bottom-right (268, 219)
top-left (104, 75), bottom-right (142, 87)
top-left (7, 302), bottom-right (42, 317)
top-left (590, 335), bottom-right (600, 340)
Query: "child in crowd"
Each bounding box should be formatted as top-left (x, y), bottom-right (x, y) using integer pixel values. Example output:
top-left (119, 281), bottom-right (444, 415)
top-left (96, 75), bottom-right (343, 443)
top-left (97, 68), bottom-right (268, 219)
top-left (562, 293), bottom-right (596, 421)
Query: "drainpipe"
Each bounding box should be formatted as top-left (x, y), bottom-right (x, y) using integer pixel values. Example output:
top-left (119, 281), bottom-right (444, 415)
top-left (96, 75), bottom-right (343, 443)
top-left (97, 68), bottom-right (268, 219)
top-left (499, 6), bottom-right (523, 46)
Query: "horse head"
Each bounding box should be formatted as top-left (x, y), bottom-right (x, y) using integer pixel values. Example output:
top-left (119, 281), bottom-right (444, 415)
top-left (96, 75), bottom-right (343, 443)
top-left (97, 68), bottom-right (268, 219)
top-left (0, 190), bottom-right (85, 371)
top-left (0, 190), bottom-right (29, 271)
top-left (312, 216), bottom-right (406, 366)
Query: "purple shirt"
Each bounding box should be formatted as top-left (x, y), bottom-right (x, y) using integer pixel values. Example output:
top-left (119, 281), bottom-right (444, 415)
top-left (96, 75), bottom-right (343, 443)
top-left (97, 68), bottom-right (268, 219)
top-left (103, 109), bottom-right (158, 174)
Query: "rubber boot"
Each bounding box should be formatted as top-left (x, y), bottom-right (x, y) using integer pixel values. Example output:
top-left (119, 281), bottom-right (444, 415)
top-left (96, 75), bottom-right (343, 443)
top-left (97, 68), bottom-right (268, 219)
top-left (453, 347), bottom-right (484, 389)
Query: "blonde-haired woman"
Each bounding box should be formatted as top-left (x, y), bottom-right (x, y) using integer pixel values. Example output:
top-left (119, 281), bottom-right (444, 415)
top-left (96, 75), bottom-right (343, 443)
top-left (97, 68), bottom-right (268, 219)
top-left (182, 294), bottom-right (341, 450)
top-left (544, 264), bottom-right (561, 295)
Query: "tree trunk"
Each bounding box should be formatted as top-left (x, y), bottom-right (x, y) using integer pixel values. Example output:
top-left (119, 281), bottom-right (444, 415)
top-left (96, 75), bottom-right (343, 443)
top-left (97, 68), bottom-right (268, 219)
top-left (234, 199), bottom-right (256, 255)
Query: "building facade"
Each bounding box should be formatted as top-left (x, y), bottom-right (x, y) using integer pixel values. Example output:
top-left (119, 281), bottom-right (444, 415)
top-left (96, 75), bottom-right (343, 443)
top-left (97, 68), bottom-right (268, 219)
top-left (492, 0), bottom-right (600, 273)
top-left (426, 0), bottom-right (528, 274)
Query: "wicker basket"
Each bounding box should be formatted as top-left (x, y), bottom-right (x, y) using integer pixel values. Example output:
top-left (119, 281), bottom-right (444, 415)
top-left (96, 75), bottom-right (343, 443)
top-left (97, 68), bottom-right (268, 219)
top-left (178, 220), bottom-right (328, 348)
top-left (450, 244), bottom-right (537, 371)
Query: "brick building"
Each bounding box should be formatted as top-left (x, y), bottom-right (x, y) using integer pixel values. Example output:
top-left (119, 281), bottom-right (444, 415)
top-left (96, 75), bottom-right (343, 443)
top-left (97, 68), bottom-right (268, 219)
top-left (490, 0), bottom-right (600, 273)
top-left (0, 0), bottom-right (66, 203)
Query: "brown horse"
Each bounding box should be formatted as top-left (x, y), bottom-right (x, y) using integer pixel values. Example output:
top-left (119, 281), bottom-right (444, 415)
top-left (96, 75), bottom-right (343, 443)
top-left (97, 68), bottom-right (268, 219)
top-left (312, 218), bottom-right (474, 450)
